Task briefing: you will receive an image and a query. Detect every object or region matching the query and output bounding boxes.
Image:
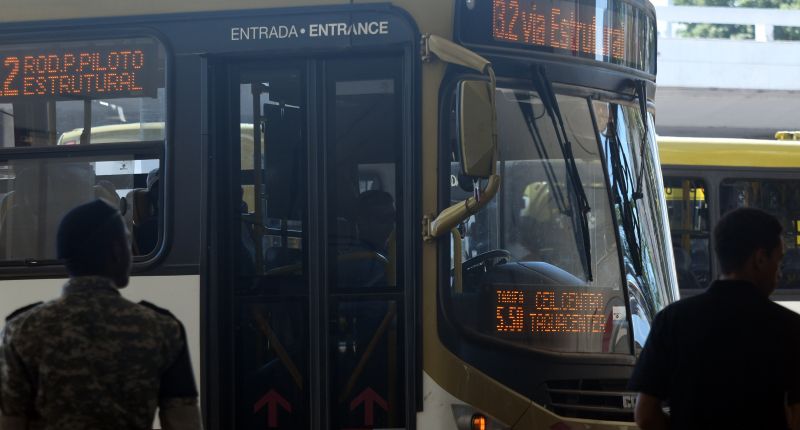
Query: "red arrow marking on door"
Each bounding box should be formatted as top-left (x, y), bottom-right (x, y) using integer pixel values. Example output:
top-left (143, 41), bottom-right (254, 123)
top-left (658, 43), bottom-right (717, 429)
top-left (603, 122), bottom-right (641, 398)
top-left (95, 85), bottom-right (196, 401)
top-left (253, 389), bottom-right (292, 428)
top-left (349, 387), bottom-right (388, 426)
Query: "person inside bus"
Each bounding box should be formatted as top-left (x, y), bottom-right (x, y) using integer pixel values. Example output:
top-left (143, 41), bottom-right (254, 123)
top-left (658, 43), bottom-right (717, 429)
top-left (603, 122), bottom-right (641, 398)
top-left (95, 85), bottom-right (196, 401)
top-left (132, 168), bottom-right (160, 254)
top-left (629, 207), bottom-right (800, 430)
top-left (332, 189), bottom-right (395, 288)
top-left (0, 199), bottom-right (202, 430)
top-left (94, 179), bottom-right (121, 209)
top-left (355, 189), bottom-right (395, 256)
top-left (506, 182), bottom-right (563, 264)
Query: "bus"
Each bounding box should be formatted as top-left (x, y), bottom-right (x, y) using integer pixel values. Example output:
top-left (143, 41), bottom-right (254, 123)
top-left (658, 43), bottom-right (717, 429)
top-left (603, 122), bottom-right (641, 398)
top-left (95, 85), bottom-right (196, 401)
top-left (0, 0), bottom-right (677, 428)
top-left (659, 135), bottom-right (800, 309)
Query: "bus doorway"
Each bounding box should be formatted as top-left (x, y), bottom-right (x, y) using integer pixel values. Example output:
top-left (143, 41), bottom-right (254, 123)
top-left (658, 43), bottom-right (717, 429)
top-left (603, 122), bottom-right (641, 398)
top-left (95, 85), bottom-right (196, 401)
top-left (207, 56), bottom-right (411, 430)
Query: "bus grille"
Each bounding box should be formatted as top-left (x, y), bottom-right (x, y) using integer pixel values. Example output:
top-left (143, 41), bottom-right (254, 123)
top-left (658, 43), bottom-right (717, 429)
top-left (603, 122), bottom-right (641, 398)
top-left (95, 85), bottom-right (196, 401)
top-left (545, 379), bottom-right (636, 421)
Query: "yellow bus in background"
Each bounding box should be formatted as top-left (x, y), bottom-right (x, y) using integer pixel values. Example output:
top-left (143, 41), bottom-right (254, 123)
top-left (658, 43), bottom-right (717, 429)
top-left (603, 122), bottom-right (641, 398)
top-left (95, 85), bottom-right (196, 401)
top-left (659, 135), bottom-right (800, 305)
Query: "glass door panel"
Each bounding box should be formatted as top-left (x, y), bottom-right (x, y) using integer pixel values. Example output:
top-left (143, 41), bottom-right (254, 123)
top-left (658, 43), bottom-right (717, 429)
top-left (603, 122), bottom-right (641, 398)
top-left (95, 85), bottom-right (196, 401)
top-left (217, 56), bottom-right (408, 430)
top-left (325, 57), bottom-right (406, 429)
top-left (234, 67), bottom-right (309, 430)
top-left (329, 299), bottom-right (404, 428)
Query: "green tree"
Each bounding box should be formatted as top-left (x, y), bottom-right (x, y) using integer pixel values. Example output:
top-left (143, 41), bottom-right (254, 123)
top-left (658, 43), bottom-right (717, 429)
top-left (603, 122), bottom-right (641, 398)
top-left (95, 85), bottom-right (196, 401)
top-left (675, 0), bottom-right (800, 40)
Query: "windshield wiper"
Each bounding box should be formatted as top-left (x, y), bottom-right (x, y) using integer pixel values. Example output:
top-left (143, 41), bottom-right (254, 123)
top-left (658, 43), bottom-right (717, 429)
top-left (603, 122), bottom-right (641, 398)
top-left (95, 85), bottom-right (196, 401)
top-left (518, 99), bottom-right (569, 215)
top-left (531, 66), bottom-right (593, 282)
top-left (633, 80), bottom-right (650, 201)
top-left (606, 106), bottom-right (644, 276)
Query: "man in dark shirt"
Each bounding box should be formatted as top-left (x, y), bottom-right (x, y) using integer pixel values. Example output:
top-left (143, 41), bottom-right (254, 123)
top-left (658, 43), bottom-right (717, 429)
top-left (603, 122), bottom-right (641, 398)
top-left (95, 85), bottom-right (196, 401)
top-left (630, 207), bottom-right (800, 430)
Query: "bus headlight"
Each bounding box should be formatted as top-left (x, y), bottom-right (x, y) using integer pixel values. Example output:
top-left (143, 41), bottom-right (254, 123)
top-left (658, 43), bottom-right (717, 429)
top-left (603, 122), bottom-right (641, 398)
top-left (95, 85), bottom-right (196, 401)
top-left (452, 404), bottom-right (511, 430)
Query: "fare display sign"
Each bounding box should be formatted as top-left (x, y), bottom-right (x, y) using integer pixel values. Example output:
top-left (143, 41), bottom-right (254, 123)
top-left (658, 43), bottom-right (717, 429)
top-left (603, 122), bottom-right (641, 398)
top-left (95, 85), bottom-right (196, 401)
top-left (0, 43), bottom-right (159, 102)
top-left (457, 0), bottom-right (656, 74)
top-left (496, 288), bottom-right (608, 335)
top-left (450, 280), bottom-right (629, 353)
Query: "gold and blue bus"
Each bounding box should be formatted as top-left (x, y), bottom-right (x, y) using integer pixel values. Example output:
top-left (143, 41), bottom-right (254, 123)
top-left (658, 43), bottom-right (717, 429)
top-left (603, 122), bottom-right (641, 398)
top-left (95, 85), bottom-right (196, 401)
top-left (0, 0), bottom-right (676, 428)
top-left (660, 135), bottom-right (800, 308)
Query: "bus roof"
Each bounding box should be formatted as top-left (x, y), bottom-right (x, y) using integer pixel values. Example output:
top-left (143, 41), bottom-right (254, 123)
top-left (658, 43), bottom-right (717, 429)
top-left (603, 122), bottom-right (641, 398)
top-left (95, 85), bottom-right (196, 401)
top-left (0, 0), bottom-right (453, 56)
top-left (0, 0), bottom-right (421, 23)
top-left (658, 136), bottom-right (800, 168)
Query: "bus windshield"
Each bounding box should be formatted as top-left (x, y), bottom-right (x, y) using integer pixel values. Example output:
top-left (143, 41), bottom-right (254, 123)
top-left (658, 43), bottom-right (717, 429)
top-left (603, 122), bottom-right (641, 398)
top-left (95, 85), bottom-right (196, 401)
top-left (446, 88), bottom-right (628, 355)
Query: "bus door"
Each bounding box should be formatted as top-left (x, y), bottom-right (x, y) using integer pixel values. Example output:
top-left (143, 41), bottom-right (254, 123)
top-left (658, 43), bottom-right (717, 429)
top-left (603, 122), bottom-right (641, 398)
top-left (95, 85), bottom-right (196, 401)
top-left (208, 56), bottom-right (409, 430)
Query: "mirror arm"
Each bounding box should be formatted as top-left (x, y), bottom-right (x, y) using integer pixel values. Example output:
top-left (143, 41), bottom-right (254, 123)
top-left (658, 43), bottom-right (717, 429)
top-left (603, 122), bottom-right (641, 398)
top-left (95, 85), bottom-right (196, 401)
top-left (423, 32), bottom-right (498, 132)
top-left (421, 34), bottom-right (500, 243)
top-left (426, 174), bottom-right (501, 240)
top-left (424, 34), bottom-right (492, 75)
top-left (424, 35), bottom-right (497, 110)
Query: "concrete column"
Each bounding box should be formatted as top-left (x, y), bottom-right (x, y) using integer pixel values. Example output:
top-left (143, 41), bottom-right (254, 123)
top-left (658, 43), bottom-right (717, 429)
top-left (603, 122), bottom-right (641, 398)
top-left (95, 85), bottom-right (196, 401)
top-left (755, 23), bottom-right (774, 42)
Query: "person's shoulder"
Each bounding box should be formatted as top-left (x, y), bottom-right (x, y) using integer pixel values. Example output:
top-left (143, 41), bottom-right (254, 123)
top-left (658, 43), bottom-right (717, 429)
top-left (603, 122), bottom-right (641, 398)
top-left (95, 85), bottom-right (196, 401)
top-left (766, 300), bottom-right (800, 327)
top-left (5, 301), bottom-right (44, 324)
top-left (137, 300), bottom-right (185, 333)
top-left (4, 298), bottom-right (70, 326)
top-left (3, 302), bottom-right (43, 339)
top-left (138, 300), bottom-right (176, 318)
top-left (137, 301), bottom-right (187, 359)
top-left (2, 299), bottom-right (65, 342)
top-left (647, 293), bottom-right (713, 331)
top-left (659, 292), bottom-right (708, 315)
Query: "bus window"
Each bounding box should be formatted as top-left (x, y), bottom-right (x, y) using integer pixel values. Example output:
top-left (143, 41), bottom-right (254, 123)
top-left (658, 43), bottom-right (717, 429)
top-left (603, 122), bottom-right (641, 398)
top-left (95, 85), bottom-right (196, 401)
top-left (324, 59), bottom-right (405, 428)
top-left (0, 38), bottom-right (166, 148)
top-left (720, 178), bottom-right (800, 289)
top-left (237, 69), bottom-right (305, 279)
top-left (234, 66), bottom-right (310, 429)
top-left (0, 155), bottom-right (160, 261)
top-left (327, 66), bottom-right (400, 291)
top-left (663, 177), bottom-right (711, 290)
top-left (0, 36), bottom-right (167, 262)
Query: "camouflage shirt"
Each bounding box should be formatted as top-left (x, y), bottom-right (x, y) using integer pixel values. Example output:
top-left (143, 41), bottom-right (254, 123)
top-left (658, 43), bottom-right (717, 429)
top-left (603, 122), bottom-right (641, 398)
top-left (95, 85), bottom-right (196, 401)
top-left (0, 276), bottom-right (198, 430)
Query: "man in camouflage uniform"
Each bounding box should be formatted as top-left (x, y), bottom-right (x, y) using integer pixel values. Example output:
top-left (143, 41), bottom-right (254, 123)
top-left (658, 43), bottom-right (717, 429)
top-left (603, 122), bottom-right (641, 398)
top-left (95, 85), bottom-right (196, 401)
top-left (0, 200), bottom-right (202, 430)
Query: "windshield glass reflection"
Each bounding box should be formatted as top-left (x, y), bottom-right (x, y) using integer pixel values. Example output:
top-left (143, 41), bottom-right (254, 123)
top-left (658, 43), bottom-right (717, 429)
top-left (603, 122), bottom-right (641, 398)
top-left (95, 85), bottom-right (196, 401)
top-left (443, 89), bottom-right (629, 355)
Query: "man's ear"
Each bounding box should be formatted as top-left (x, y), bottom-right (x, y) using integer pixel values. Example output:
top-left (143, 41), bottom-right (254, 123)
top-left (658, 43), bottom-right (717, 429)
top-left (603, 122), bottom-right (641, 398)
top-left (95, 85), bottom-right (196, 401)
top-left (109, 238), bottom-right (126, 264)
top-left (753, 248), bottom-right (769, 269)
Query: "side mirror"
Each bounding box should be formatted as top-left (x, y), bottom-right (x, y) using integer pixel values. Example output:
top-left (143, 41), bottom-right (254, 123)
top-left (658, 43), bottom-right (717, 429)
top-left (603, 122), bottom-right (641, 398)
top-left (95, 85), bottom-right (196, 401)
top-left (420, 35), bottom-right (501, 241)
top-left (457, 79), bottom-right (496, 179)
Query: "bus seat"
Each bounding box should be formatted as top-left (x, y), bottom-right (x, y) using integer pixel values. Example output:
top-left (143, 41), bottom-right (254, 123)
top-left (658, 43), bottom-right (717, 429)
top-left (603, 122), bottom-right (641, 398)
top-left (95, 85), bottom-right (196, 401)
top-left (93, 180), bottom-right (120, 210)
top-left (127, 188), bottom-right (153, 227)
top-left (265, 246), bottom-right (303, 271)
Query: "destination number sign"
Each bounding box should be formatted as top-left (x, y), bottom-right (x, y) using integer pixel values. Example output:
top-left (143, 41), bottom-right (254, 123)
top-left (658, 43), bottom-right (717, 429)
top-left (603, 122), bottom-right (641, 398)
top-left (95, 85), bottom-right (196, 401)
top-left (458, 0), bottom-right (656, 74)
top-left (0, 42), bottom-right (159, 102)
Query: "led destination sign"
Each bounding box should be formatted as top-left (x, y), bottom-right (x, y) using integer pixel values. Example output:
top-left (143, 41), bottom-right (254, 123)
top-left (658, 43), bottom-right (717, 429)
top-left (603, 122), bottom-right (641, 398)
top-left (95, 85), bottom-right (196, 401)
top-left (0, 43), bottom-right (159, 102)
top-left (493, 0), bottom-right (627, 62)
top-left (457, 0), bottom-right (656, 74)
top-left (496, 288), bottom-right (609, 335)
